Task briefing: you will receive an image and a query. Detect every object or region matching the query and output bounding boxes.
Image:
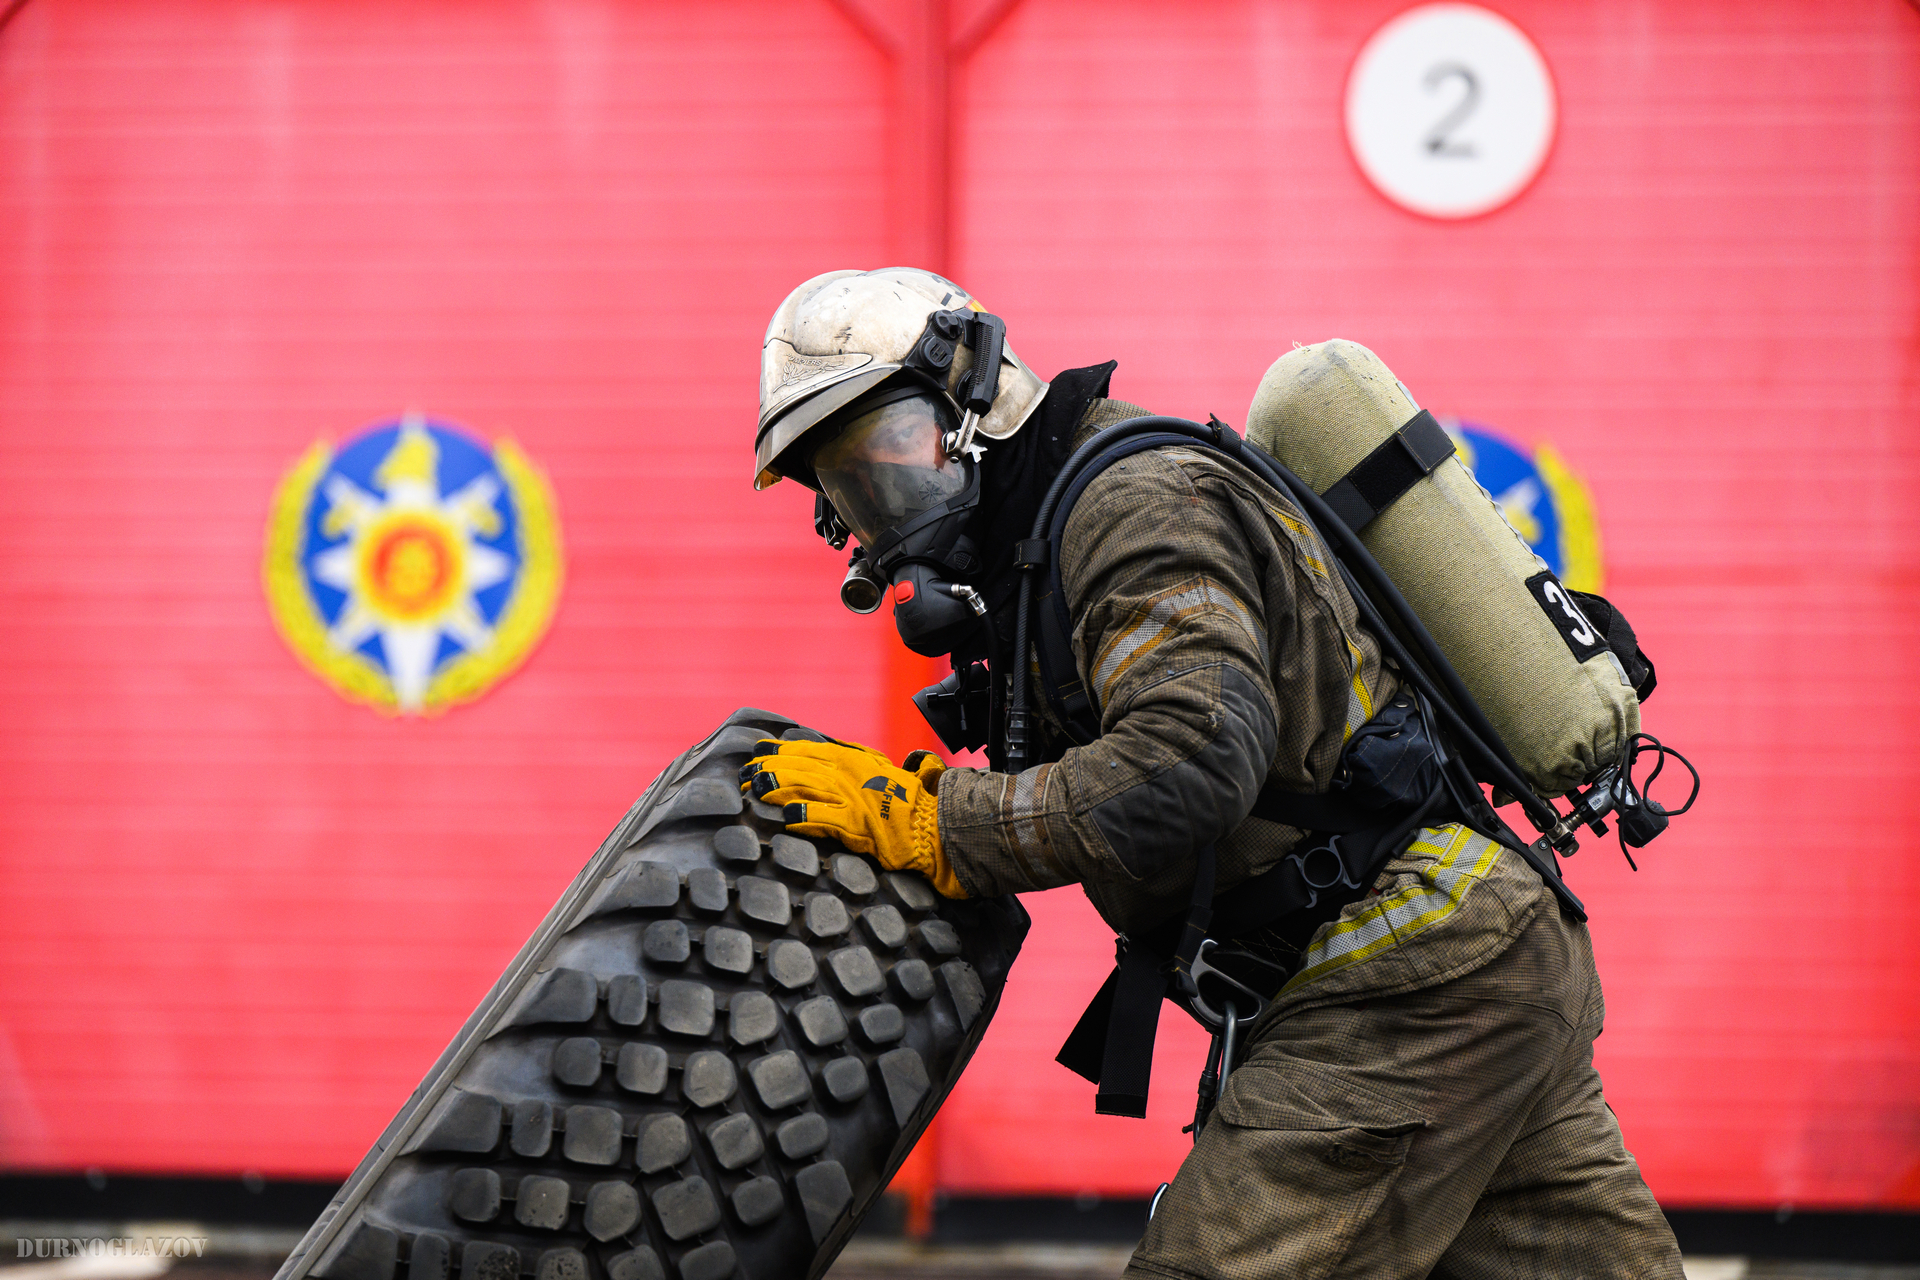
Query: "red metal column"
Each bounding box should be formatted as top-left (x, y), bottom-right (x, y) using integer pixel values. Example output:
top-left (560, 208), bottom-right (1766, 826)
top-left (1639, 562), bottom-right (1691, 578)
top-left (823, 0), bottom-right (1025, 1236)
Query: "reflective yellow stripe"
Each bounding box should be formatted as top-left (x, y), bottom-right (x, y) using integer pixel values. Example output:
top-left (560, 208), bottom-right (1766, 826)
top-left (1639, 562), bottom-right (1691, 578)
top-left (1281, 824), bottom-right (1503, 992)
top-left (1266, 505), bottom-right (1328, 578)
top-left (1342, 638), bottom-right (1373, 744)
top-left (1088, 579), bottom-right (1265, 711)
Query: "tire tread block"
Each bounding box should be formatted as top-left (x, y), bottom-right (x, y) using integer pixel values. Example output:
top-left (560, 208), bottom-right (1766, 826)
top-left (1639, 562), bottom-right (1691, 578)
top-left (606, 1248), bottom-right (663, 1280)
top-left (553, 1038), bottom-right (603, 1088)
top-left (859, 906), bottom-right (907, 950)
top-left (562, 1105), bottom-right (623, 1166)
top-left (826, 947), bottom-right (883, 998)
top-left (537, 1249), bottom-right (588, 1280)
top-left (770, 835), bottom-right (818, 878)
top-left (500, 968), bottom-right (597, 1031)
top-left (678, 1242), bottom-right (736, 1280)
top-left (856, 1005), bottom-right (904, 1046)
top-left (890, 959), bottom-right (934, 1003)
top-left (829, 855), bottom-right (877, 898)
top-left (658, 981), bottom-right (715, 1037)
top-left (510, 1102), bottom-right (553, 1158)
top-left (663, 779), bottom-right (744, 821)
top-left (704, 927), bottom-right (754, 975)
top-left (747, 1051), bottom-right (812, 1110)
top-left (765, 941), bottom-right (817, 990)
top-left (584, 1182), bottom-right (641, 1243)
top-left (916, 921), bottom-right (962, 957)
top-left (820, 1058), bottom-right (868, 1104)
top-left (617, 1042), bottom-right (668, 1095)
top-left (688, 869), bottom-right (729, 914)
top-left (644, 921), bottom-right (691, 964)
top-left (459, 1243), bottom-right (518, 1280)
top-left (313, 1222), bottom-right (397, 1280)
top-left (705, 1113), bottom-right (764, 1170)
top-left (793, 996), bottom-right (847, 1049)
top-left (651, 1177), bottom-right (722, 1241)
top-left (608, 975), bottom-right (649, 1027)
top-left (592, 862), bottom-right (682, 917)
top-left (736, 876), bottom-right (792, 927)
top-left (887, 873), bottom-right (938, 913)
top-left (728, 991), bottom-right (780, 1045)
top-left (730, 1177), bottom-right (783, 1228)
top-left (638, 1114), bottom-right (692, 1174)
top-left (939, 960), bottom-right (985, 1030)
top-left (408, 1235), bottom-right (449, 1280)
top-left (773, 1112), bottom-right (829, 1160)
top-left (877, 1048), bottom-right (929, 1127)
top-left (712, 826), bottom-right (760, 864)
top-left (682, 1050), bottom-right (737, 1108)
top-left (515, 1175), bottom-right (571, 1231)
top-left (793, 1162), bottom-right (853, 1244)
top-left (412, 1090), bottom-right (501, 1155)
top-left (802, 895), bottom-right (851, 939)
top-left (449, 1170), bottom-right (501, 1223)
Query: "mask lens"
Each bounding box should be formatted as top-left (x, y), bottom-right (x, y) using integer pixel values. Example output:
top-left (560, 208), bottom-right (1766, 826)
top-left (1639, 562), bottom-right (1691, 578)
top-left (811, 394), bottom-right (963, 547)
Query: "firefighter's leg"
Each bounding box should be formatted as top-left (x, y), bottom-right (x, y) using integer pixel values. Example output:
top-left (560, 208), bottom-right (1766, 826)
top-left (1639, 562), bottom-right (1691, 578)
top-left (1432, 954), bottom-right (1681, 1280)
top-left (1124, 900), bottom-right (1632, 1280)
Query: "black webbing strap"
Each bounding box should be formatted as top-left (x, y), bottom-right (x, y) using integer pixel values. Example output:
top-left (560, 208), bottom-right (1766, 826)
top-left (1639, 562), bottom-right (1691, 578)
top-left (1091, 942), bottom-right (1169, 1117)
top-left (1055, 842), bottom-right (1216, 1118)
top-left (1056, 823), bottom-right (1405, 1117)
top-left (1248, 783), bottom-right (1381, 833)
top-left (1055, 931), bottom-right (1176, 1117)
top-left (1320, 409), bottom-right (1455, 533)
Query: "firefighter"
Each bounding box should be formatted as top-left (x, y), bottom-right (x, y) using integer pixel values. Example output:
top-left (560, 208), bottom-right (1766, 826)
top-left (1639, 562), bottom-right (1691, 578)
top-left (741, 268), bottom-right (1682, 1278)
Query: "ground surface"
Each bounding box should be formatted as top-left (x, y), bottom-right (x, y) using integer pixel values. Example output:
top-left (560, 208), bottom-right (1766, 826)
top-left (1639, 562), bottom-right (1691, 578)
top-left (0, 1228), bottom-right (1914, 1280)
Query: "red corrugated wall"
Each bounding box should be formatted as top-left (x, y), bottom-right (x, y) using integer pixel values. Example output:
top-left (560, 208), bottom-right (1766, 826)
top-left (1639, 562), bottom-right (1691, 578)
top-left (1, 0), bottom-right (1916, 1212)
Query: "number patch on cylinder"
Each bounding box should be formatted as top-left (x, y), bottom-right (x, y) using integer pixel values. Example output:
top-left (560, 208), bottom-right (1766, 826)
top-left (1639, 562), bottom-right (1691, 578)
top-left (1525, 570), bottom-right (1608, 664)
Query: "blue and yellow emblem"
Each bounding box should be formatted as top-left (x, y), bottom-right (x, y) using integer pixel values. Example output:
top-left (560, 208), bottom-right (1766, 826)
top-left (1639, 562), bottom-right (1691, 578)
top-left (263, 415), bottom-right (563, 715)
top-left (1447, 419), bottom-right (1603, 592)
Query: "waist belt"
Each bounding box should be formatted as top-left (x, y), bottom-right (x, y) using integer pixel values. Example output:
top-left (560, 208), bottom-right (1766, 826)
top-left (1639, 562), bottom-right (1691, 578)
top-left (1055, 787), bottom-right (1440, 1118)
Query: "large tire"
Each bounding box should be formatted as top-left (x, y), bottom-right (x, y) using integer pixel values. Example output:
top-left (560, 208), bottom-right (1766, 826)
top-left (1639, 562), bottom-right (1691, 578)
top-left (274, 708), bottom-right (1029, 1280)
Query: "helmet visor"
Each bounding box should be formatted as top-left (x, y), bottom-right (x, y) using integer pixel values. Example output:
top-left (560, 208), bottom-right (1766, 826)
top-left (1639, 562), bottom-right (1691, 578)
top-left (810, 393), bottom-right (965, 548)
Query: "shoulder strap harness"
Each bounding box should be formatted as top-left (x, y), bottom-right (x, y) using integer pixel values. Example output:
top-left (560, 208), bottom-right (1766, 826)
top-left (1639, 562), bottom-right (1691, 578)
top-left (1005, 413), bottom-right (1602, 1117)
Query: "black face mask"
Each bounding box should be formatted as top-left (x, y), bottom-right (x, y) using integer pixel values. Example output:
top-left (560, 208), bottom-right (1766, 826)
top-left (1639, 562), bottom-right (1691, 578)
top-left (810, 387), bottom-right (987, 657)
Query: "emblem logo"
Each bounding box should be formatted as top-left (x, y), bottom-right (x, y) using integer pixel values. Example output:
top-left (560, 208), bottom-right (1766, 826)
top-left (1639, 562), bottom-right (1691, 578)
top-left (776, 350), bottom-right (868, 389)
top-left (263, 414), bottom-right (563, 714)
top-left (1447, 419), bottom-right (1603, 591)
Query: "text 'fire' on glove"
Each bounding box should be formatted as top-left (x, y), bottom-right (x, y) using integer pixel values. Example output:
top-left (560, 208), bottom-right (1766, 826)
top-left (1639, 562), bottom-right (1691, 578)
top-left (739, 739), bottom-right (966, 899)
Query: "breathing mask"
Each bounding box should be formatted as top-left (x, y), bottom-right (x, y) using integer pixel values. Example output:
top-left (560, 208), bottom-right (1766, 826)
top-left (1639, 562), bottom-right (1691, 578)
top-left (810, 385), bottom-right (988, 657)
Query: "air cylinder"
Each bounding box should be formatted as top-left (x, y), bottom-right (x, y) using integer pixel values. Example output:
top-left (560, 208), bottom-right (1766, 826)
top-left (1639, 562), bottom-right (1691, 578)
top-left (1246, 339), bottom-right (1638, 795)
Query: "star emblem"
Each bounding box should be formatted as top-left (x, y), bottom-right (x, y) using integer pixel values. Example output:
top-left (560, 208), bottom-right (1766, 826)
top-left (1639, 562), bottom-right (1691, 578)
top-left (306, 417), bottom-right (514, 710)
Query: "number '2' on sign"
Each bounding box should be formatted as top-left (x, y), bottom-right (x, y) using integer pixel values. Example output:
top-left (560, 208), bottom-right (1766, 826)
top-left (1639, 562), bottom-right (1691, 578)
top-left (1346, 4), bottom-right (1557, 220)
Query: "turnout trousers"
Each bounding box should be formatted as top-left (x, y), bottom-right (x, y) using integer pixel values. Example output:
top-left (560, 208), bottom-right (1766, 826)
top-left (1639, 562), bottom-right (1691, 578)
top-left (1124, 898), bottom-right (1682, 1280)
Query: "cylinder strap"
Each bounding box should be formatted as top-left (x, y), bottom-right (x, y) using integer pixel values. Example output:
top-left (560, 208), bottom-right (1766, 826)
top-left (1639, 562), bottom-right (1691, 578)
top-left (1320, 409), bottom-right (1455, 533)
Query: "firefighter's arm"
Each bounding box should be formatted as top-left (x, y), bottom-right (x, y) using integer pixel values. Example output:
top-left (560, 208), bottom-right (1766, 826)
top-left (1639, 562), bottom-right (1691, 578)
top-left (935, 449), bottom-right (1281, 897)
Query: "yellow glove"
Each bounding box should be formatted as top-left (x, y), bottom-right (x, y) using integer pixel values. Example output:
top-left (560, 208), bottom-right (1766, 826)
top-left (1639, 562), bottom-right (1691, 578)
top-left (739, 739), bottom-right (966, 898)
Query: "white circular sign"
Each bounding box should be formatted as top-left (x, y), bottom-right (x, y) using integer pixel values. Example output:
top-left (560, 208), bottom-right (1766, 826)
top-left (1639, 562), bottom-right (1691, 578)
top-left (1345, 4), bottom-right (1556, 219)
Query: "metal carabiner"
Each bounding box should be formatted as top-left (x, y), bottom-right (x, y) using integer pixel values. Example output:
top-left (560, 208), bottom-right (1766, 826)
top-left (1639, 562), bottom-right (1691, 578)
top-left (1186, 998), bottom-right (1247, 1143)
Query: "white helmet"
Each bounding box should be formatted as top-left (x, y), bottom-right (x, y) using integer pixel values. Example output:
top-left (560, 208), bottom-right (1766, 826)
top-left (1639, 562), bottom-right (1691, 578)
top-left (753, 267), bottom-right (1048, 490)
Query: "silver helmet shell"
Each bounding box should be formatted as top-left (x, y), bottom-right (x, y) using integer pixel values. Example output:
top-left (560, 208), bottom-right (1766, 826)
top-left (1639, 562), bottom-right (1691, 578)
top-left (754, 267), bottom-right (1048, 490)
